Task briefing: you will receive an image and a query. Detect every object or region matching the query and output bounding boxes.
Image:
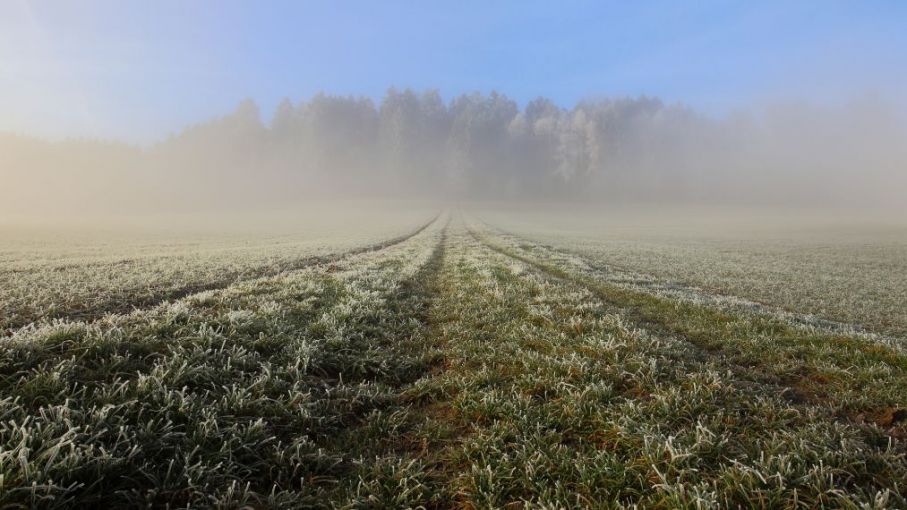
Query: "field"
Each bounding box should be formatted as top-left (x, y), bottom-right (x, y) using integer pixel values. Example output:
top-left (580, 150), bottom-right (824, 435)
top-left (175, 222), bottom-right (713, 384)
top-left (477, 205), bottom-right (907, 339)
top-left (0, 206), bottom-right (435, 335)
top-left (1, 210), bottom-right (906, 508)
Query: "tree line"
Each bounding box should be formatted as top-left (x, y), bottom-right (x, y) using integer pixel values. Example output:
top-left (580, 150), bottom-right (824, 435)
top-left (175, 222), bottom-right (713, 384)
top-left (2, 89), bottom-right (904, 213)
top-left (152, 89), bottom-right (703, 200)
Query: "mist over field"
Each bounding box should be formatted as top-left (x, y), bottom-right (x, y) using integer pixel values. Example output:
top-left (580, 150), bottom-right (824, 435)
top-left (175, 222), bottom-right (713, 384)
top-left (2, 91), bottom-right (906, 217)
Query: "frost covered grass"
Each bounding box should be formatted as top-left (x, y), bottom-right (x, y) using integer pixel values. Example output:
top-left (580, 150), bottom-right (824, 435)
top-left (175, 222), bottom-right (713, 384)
top-left (0, 208), bottom-right (435, 335)
top-left (411, 224), bottom-right (907, 508)
top-left (471, 223), bottom-right (907, 424)
top-left (1, 212), bottom-right (906, 508)
top-left (477, 206), bottom-right (907, 338)
top-left (0, 216), bottom-right (446, 507)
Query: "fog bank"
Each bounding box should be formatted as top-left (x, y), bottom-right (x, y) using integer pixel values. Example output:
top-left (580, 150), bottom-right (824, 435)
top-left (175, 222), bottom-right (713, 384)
top-left (2, 90), bottom-right (905, 216)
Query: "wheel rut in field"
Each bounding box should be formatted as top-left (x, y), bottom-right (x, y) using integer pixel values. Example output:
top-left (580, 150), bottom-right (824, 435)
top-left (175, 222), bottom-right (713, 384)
top-left (479, 219), bottom-right (907, 350)
top-left (469, 225), bottom-right (907, 434)
top-left (2, 213), bottom-right (441, 337)
top-left (377, 223), bottom-right (907, 507)
top-left (0, 215), bottom-right (450, 508)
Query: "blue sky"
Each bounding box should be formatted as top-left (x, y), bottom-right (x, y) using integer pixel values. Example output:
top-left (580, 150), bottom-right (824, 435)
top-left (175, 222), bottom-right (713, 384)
top-left (2, 1), bottom-right (905, 142)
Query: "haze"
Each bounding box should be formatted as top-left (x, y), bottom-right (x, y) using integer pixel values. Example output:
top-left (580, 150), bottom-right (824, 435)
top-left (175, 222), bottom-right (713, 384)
top-left (1, 1), bottom-right (906, 217)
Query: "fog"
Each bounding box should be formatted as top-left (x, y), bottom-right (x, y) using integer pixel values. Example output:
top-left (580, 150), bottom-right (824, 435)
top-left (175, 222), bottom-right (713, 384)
top-left (2, 89), bottom-right (906, 217)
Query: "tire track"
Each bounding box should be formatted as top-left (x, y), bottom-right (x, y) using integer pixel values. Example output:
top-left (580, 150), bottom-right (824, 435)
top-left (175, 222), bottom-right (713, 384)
top-left (477, 219), bottom-right (905, 349)
top-left (469, 224), bottom-right (907, 434)
top-left (2, 213), bottom-right (441, 337)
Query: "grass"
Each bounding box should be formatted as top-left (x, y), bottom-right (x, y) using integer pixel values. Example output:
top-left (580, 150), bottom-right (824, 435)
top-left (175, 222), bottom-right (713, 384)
top-left (471, 225), bottom-right (907, 423)
top-left (1, 212), bottom-right (906, 508)
top-left (0, 210), bottom-right (435, 335)
top-left (401, 226), bottom-right (907, 508)
top-left (0, 218), bottom-right (445, 507)
top-left (475, 205), bottom-right (907, 338)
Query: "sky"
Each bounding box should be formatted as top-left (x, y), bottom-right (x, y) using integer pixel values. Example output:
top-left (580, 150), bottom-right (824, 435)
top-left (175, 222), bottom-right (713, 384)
top-left (2, 0), bottom-right (905, 143)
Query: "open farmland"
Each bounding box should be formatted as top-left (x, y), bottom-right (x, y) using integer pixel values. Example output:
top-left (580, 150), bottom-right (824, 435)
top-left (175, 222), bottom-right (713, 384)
top-left (1, 211), bottom-right (906, 508)
top-left (0, 206), bottom-right (436, 335)
top-left (477, 206), bottom-right (907, 339)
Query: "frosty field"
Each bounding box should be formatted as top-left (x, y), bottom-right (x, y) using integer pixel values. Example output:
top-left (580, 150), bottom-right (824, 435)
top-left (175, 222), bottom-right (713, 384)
top-left (1, 210), bottom-right (906, 508)
top-left (0, 206), bottom-right (435, 335)
top-left (477, 205), bottom-right (907, 338)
